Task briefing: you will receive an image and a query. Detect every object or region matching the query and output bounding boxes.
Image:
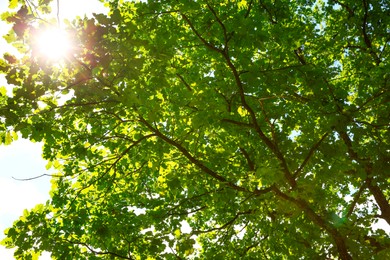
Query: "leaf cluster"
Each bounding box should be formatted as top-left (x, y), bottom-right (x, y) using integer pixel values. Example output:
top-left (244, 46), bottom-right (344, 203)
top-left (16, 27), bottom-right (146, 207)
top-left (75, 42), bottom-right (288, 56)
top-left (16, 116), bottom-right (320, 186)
top-left (0, 0), bottom-right (389, 259)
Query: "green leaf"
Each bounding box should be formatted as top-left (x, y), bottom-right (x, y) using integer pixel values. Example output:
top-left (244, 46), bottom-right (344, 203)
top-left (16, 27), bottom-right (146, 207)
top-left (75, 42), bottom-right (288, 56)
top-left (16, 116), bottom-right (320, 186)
top-left (0, 0), bottom-right (388, 259)
top-left (5, 131), bottom-right (12, 145)
top-left (0, 86), bottom-right (7, 96)
top-left (8, 0), bottom-right (19, 9)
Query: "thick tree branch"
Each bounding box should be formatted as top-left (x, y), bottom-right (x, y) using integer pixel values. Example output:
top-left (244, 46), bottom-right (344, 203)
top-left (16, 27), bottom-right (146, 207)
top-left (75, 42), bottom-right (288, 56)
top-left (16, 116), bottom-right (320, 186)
top-left (139, 116), bottom-right (273, 196)
top-left (366, 179), bottom-right (390, 225)
top-left (182, 10), bottom-right (296, 188)
top-left (139, 117), bottom-right (239, 188)
top-left (364, 235), bottom-right (390, 253)
top-left (239, 147), bottom-right (255, 171)
top-left (244, 0), bottom-right (254, 18)
top-left (294, 47), bottom-right (306, 65)
top-left (333, 0), bottom-right (354, 17)
top-left (294, 132), bottom-right (329, 178)
top-left (206, 4), bottom-right (230, 50)
top-left (272, 187), bottom-right (352, 260)
top-left (361, 0), bottom-right (380, 65)
top-left (176, 73), bottom-right (193, 91)
top-left (344, 181), bottom-right (367, 219)
top-left (338, 130), bottom-right (390, 225)
top-left (258, 100), bottom-right (276, 141)
top-left (181, 14), bottom-right (223, 53)
top-left (221, 118), bottom-right (253, 128)
top-left (338, 130), bottom-right (362, 161)
top-left (223, 51), bottom-right (296, 188)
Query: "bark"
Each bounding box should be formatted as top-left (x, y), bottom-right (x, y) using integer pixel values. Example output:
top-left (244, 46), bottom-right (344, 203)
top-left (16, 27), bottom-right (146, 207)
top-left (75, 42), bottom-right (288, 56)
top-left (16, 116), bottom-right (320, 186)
top-left (272, 187), bottom-right (352, 260)
top-left (367, 179), bottom-right (390, 225)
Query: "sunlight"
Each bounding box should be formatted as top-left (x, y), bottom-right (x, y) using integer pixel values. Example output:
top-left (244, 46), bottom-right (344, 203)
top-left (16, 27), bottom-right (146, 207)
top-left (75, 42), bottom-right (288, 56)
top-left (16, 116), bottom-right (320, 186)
top-left (34, 28), bottom-right (71, 60)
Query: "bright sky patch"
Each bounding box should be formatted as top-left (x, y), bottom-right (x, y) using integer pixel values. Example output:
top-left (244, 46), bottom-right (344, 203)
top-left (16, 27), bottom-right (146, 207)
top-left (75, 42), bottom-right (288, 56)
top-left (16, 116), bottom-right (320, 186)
top-left (35, 28), bottom-right (71, 60)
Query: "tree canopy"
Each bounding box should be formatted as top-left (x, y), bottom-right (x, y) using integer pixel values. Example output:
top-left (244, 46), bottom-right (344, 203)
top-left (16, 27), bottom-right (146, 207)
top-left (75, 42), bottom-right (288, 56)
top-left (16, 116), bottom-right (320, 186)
top-left (1, 0), bottom-right (389, 259)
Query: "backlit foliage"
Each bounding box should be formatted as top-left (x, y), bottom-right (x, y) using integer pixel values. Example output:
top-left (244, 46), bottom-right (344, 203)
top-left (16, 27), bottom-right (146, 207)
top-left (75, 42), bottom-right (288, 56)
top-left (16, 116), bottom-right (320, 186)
top-left (0, 0), bottom-right (389, 259)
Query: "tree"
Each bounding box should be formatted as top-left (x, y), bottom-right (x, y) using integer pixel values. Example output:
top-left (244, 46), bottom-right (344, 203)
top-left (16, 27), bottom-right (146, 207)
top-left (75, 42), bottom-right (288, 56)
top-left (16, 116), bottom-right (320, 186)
top-left (0, 0), bottom-right (389, 258)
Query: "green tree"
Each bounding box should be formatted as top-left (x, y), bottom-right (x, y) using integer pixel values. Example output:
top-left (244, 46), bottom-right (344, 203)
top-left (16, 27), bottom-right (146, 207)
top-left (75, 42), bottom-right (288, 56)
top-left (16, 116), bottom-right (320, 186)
top-left (1, 0), bottom-right (389, 259)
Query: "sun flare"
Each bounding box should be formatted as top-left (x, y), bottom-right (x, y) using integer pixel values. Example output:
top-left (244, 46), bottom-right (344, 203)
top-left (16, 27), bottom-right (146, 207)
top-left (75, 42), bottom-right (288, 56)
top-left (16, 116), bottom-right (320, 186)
top-left (35, 28), bottom-right (71, 60)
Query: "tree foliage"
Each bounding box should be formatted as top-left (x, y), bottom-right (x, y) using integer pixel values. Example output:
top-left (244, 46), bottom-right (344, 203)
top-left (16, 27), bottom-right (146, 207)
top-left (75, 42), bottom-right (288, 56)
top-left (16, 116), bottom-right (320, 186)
top-left (1, 0), bottom-right (389, 259)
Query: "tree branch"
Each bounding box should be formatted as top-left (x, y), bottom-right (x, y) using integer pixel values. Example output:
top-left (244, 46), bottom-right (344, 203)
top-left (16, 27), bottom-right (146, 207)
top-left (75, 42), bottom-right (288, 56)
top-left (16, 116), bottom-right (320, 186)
top-left (337, 130), bottom-right (390, 224)
top-left (192, 210), bottom-right (255, 235)
top-left (239, 147), bottom-right (255, 171)
top-left (361, 0), bottom-right (380, 65)
top-left (259, 0), bottom-right (277, 24)
top-left (182, 8), bottom-right (296, 188)
top-left (221, 118), bottom-right (253, 128)
top-left (272, 186), bottom-right (352, 259)
top-left (64, 239), bottom-right (134, 259)
top-left (176, 73), bottom-right (193, 91)
top-left (139, 116), bottom-right (273, 196)
top-left (69, 134), bottom-right (156, 206)
top-left (206, 3), bottom-right (229, 51)
top-left (12, 173), bottom-right (62, 181)
top-left (344, 181), bottom-right (367, 219)
top-left (366, 179), bottom-right (390, 225)
top-left (244, 0), bottom-right (254, 18)
top-left (223, 51), bottom-right (296, 188)
top-left (333, 0), bottom-right (354, 17)
top-left (138, 117), bottom-right (240, 190)
top-left (180, 14), bottom-right (223, 53)
top-left (294, 132), bottom-right (329, 178)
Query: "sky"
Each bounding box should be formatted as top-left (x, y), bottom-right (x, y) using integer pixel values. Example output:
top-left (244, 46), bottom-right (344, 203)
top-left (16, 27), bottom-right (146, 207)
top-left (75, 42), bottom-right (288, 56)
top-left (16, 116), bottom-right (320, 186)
top-left (0, 1), bottom-right (107, 259)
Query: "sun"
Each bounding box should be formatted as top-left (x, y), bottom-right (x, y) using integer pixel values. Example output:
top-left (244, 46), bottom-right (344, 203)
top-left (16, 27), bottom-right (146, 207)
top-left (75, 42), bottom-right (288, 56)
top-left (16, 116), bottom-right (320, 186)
top-left (34, 28), bottom-right (72, 60)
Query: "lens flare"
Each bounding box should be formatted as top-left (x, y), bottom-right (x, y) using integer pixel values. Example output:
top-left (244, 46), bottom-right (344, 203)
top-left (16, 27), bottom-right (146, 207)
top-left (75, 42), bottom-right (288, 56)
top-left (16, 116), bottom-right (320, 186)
top-left (35, 28), bottom-right (71, 60)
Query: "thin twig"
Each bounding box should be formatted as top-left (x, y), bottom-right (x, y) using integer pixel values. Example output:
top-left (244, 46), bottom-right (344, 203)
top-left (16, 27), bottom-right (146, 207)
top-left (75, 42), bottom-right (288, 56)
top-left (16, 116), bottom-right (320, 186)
top-left (12, 173), bottom-right (62, 181)
top-left (56, 0), bottom-right (60, 27)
